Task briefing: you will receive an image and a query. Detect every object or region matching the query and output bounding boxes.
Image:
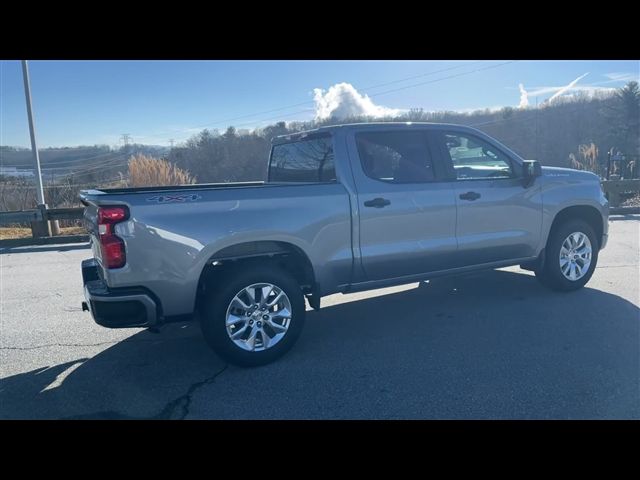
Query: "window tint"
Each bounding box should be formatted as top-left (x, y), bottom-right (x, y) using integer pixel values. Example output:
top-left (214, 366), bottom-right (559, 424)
top-left (441, 133), bottom-right (513, 180)
top-left (269, 136), bottom-right (336, 183)
top-left (356, 131), bottom-right (436, 183)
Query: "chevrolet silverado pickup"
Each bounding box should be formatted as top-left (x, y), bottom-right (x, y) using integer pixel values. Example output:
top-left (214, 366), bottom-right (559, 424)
top-left (80, 123), bottom-right (609, 366)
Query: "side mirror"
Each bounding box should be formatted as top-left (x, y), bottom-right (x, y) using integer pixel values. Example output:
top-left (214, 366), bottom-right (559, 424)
top-left (522, 160), bottom-right (542, 187)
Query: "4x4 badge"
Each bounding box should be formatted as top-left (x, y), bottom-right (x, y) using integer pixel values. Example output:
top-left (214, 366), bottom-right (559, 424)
top-left (146, 194), bottom-right (201, 203)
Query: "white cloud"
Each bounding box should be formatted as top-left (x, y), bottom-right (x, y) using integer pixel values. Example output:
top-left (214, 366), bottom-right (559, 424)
top-left (527, 86), bottom-right (561, 97)
top-left (517, 71), bottom-right (620, 105)
top-left (604, 72), bottom-right (638, 82)
top-left (313, 82), bottom-right (402, 121)
top-left (547, 72), bottom-right (589, 103)
top-left (518, 83), bottom-right (529, 108)
top-left (527, 85), bottom-right (616, 97)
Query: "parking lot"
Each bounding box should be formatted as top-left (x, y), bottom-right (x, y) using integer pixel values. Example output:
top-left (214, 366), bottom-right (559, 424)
top-left (1, 215), bottom-right (638, 419)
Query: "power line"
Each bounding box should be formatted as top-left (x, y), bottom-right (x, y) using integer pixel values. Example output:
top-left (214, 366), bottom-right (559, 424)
top-left (360, 61), bottom-right (486, 92)
top-left (4, 151), bottom-right (135, 178)
top-left (222, 61), bottom-right (519, 131)
top-left (3, 176), bottom-right (130, 189)
top-left (1, 149), bottom-right (122, 169)
top-left (469, 102), bottom-right (591, 129)
top-left (64, 156), bottom-right (130, 175)
top-left (14, 62), bottom-right (519, 178)
top-left (131, 61), bottom-right (492, 140)
top-left (19, 153), bottom-right (131, 172)
top-left (370, 61), bottom-right (518, 99)
top-left (4, 60), bottom-right (519, 165)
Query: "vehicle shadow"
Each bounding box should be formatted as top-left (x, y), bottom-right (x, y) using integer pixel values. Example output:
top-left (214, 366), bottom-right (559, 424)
top-left (1, 269), bottom-right (638, 419)
top-left (0, 322), bottom-right (222, 419)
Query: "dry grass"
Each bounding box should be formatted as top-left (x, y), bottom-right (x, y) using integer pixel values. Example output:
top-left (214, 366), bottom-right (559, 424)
top-left (128, 154), bottom-right (196, 187)
top-left (569, 143), bottom-right (600, 175)
top-left (0, 226), bottom-right (86, 240)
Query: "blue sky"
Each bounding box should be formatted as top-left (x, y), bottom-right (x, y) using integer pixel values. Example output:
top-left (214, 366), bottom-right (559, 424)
top-left (1, 60), bottom-right (638, 148)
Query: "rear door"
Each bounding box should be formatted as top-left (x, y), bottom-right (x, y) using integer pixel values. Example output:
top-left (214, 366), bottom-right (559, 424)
top-left (430, 129), bottom-right (542, 266)
top-left (348, 128), bottom-right (458, 281)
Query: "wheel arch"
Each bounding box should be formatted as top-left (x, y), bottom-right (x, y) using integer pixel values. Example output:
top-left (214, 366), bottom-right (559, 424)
top-left (195, 240), bottom-right (317, 311)
top-left (548, 205), bottom-right (604, 249)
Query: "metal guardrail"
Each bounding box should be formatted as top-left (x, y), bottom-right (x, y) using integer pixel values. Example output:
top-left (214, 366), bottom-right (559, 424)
top-left (0, 209), bottom-right (43, 224)
top-left (0, 207), bottom-right (83, 226)
top-left (46, 207), bottom-right (85, 221)
top-left (601, 179), bottom-right (640, 207)
top-left (606, 151), bottom-right (639, 180)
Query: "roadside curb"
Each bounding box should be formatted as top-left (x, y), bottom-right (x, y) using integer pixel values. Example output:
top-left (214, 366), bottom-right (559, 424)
top-left (0, 235), bottom-right (89, 248)
top-left (610, 207), bottom-right (640, 215)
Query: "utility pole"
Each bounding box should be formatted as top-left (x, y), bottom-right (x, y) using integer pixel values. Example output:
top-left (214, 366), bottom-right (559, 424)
top-left (21, 61), bottom-right (45, 205)
top-left (121, 134), bottom-right (132, 151)
top-left (535, 96), bottom-right (539, 160)
top-left (21, 60), bottom-right (51, 237)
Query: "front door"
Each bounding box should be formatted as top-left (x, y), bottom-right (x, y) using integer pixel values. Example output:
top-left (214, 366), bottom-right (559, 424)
top-left (430, 130), bottom-right (543, 267)
top-left (349, 128), bottom-right (458, 281)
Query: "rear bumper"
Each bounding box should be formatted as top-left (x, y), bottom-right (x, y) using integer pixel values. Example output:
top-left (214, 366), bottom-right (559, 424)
top-left (82, 258), bottom-right (159, 328)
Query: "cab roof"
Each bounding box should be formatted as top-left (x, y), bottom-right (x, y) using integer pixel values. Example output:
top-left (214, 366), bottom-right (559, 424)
top-left (271, 122), bottom-right (484, 144)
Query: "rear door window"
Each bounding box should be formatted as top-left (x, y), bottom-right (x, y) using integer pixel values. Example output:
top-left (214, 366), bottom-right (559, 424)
top-left (355, 130), bottom-right (437, 183)
top-left (269, 135), bottom-right (336, 183)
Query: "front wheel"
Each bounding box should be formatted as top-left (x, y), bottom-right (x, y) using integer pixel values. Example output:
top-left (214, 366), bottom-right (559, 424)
top-left (200, 265), bottom-right (306, 367)
top-left (536, 219), bottom-right (599, 292)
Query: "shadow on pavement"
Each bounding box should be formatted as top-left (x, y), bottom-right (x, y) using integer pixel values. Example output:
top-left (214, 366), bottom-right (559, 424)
top-left (0, 243), bottom-right (90, 254)
top-left (1, 269), bottom-right (638, 419)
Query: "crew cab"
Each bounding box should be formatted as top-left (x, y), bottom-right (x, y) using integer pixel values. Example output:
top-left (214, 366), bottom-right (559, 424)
top-left (80, 123), bottom-right (609, 366)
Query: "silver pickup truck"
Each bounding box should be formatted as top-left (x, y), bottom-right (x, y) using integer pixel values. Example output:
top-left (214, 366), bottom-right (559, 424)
top-left (80, 122), bottom-right (609, 366)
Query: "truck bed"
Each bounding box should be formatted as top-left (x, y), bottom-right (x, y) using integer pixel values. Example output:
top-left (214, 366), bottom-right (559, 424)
top-left (79, 180), bottom-right (354, 317)
top-left (82, 181), bottom-right (267, 197)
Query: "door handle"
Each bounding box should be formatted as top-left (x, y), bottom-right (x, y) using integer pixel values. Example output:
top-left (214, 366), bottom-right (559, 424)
top-left (364, 197), bottom-right (391, 208)
top-left (459, 191), bottom-right (481, 201)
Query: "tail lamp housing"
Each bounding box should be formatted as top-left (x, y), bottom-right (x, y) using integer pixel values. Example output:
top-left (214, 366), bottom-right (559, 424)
top-left (97, 206), bottom-right (129, 269)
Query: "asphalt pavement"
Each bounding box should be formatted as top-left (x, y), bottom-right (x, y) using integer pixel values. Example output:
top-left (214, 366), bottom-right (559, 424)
top-left (1, 216), bottom-right (638, 419)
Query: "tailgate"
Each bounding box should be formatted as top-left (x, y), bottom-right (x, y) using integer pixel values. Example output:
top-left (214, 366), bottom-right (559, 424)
top-left (79, 190), bottom-right (117, 271)
top-left (81, 199), bottom-right (104, 271)
top-left (82, 200), bottom-right (100, 237)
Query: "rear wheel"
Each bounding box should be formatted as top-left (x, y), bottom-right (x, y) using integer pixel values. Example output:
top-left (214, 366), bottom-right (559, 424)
top-left (200, 265), bottom-right (305, 367)
top-left (536, 219), bottom-right (598, 292)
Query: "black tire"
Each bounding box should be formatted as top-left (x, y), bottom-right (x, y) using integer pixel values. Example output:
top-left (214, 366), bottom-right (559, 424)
top-left (200, 264), bottom-right (305, 367)
top-left (536, 219), bottom-right (599, 292)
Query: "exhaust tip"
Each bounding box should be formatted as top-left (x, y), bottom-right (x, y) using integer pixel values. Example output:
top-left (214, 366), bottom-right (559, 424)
top-left (81, 301), bottom-right (89, 312)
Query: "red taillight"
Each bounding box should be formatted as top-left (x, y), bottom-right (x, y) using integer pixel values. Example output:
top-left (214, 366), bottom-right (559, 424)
top-left (97, 206), bottom-right (128, 269)
top-left (101, 234), bottom-right (127, 268)
top-left (98, 207), bottom-right (127, 224)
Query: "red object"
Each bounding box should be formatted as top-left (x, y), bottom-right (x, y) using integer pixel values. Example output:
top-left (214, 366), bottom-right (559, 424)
top-left (98, 206), bottom-right (128, 225)
top-left (97, 206), bottom-right (128, 269)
